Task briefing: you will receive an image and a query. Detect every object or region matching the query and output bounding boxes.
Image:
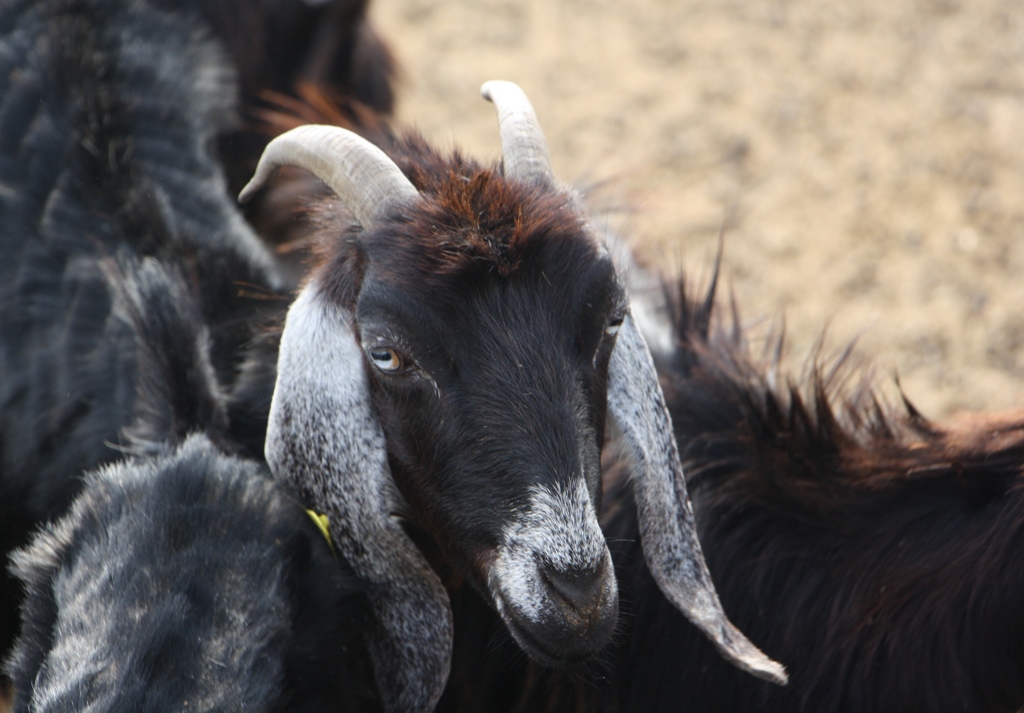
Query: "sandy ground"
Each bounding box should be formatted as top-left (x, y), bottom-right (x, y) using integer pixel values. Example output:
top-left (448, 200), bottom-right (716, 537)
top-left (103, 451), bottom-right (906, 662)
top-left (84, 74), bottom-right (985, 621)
top-left (370, 0), bottom-right (1024, 419)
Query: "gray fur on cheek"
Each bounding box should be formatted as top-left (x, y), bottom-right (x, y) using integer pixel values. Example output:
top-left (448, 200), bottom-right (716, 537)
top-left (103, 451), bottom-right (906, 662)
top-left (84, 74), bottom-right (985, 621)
top-left (265, 284), bottom-right (453, 713)
top-left (491, 478), bottom-right (613, 622)
top-left (606, 312), bottom-right (788, 685)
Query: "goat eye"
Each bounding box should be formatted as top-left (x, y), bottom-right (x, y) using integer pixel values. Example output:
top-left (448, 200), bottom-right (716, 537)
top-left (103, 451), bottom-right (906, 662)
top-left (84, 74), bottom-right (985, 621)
top-left (605, 317), bottom-right (624, 337)
top-left (369, 347), bottom-right (402, 372)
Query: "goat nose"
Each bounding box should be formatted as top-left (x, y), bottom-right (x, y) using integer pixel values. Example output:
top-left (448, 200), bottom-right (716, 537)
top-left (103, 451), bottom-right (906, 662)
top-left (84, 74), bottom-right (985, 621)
top-left (541, 561), bottom-right (608, 618)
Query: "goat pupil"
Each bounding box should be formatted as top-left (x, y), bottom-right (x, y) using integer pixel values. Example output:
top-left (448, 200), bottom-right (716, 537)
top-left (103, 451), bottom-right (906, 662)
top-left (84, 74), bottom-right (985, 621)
top-left (371, 349), bottom-right (400, 370)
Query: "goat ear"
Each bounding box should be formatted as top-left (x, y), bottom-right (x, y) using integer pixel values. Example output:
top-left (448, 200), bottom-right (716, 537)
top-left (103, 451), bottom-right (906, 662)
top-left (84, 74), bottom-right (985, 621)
top-left (265, 283), bottom-right (453, 713)
top-left (606, 312), bottom-right (788, 685)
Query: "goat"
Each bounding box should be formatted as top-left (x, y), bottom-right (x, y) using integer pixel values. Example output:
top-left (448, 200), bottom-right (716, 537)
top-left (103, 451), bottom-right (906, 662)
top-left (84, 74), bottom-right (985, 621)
top-left (0, 0), bottom-right (283, 666)
top-left (6, 431), bottom-right (381, 713)
top-left (0, 3), bottom-right (391, 707)
top-left (0, 1), bottom-right (783, 703)
top-left (435, 256), bottom-right (1024, 712)
top-left (0, 0), bottom-right (385, 697)
top-left (0, 136), bottom-right (379, 709)
top-left (236, 81), bottom-right (786, 711)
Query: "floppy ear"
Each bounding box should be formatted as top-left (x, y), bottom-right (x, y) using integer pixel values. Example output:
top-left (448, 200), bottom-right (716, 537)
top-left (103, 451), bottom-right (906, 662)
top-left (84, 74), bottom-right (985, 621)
top-left (606, 312), bottom-right (788, 685)
top-left (265, 283), bottom-right (453, 713)
top-left (244, 124), bottom-right (450, 711)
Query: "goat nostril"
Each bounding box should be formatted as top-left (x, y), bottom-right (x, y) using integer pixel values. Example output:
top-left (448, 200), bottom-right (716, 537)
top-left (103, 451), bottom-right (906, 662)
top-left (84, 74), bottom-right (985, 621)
top-left (541, 561), bottom-right (607, 616)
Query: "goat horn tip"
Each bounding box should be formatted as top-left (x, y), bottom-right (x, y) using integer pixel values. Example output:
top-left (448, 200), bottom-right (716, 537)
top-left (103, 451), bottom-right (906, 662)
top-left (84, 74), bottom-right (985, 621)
top-left (237, 180), bottom-right (259, 204)
top-left (748, 657), bottom-right (789, 686)
top-left (480, 79), bottom-right (516, 102)
top-left (718, 620), bottom-right (788, 685)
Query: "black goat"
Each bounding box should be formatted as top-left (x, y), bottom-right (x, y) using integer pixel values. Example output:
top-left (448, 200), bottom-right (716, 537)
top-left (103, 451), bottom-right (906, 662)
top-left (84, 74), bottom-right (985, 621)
top-left (6, 432), bottom-right (380, 713)
top-left (0, 93), bottom-right (380, 706)
top-left (0, 0), bottom-right (283, 666)
top-left (436, 259), bottom-right (1024, 712)
top-left (236, 83), bottom-right (785, 711)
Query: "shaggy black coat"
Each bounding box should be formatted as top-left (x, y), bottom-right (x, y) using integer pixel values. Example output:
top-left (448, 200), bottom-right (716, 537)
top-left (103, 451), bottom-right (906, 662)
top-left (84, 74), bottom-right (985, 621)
top-left (610, 274), bottom-right (1024, 712)
top-left (0, 0), bottom-right (400, 704)
top-left (0, 87), bottom-right (381, 713)
top-left (436, 267), bottom-right (1024, 712)
top-left (0, 0), bottom-right (286, 661)
top-left (5, 433), bottom-right (380, 713)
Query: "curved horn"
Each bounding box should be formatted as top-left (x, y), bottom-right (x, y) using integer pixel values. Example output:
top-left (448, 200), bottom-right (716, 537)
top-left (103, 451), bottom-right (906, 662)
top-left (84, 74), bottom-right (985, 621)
top-left (266, 286), bottom-right (453, 713)
top-left (607, 313), bottom-right (788, 686)
top-left (238, 124), bottom-right (419, 229)
top-left (481, 80), bottom-right (554, 184)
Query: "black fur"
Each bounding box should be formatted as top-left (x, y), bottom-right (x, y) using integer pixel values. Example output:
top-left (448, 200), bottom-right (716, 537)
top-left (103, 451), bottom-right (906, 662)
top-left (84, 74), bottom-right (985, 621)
top-left (0, 0), bottom-right (397, 706)
top-left (179, 0), bottom-right (396, 116)
top-left (0, 0), bottom-right (284, 665)
top-left (611, 274), bottom-right (1024, 712)
top-left (2, 203), bottom-right (380, 711)
top-left (6, 434), bottom-right (380, 713)
top-left (191, 0), bottom-right (398, 195)
top-left (436, 265), bottom-right (1024, 712)
top-left (0, 34), bottom-right (380, 700)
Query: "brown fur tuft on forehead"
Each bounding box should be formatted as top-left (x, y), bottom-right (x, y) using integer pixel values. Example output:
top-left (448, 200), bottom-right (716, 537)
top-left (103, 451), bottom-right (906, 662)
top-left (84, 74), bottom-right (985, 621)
top-left (381, 131), bottom-right (594, 277)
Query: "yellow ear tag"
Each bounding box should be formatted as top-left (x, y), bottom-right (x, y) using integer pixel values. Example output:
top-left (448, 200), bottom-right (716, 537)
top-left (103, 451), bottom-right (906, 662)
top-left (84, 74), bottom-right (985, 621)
top-left (305, 509), bottom-right (335, 555)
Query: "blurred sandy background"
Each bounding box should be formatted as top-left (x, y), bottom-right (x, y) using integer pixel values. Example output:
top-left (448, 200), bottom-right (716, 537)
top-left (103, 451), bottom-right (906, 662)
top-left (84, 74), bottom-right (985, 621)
top-left (370, 0), bottom-right (1024, 418)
